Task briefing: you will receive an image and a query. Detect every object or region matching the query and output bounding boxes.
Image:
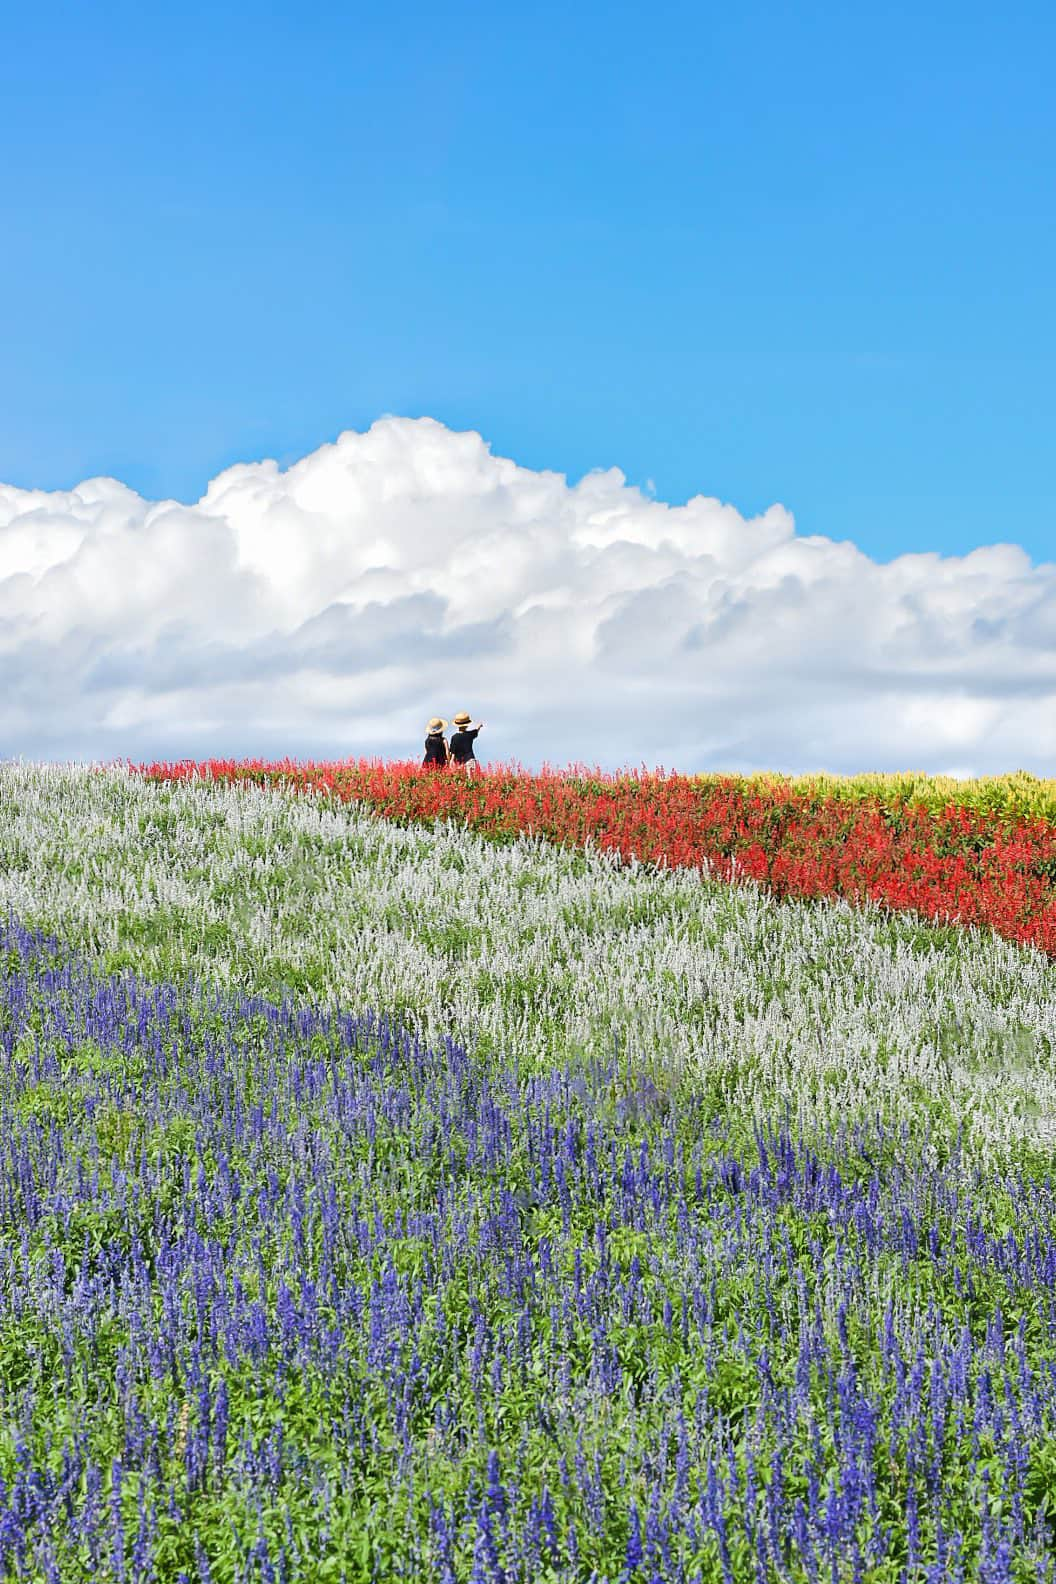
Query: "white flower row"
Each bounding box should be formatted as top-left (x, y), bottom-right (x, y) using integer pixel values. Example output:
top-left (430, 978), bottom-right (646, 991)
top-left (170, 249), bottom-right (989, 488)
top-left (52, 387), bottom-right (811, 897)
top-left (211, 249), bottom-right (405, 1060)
top-left (2, 761), bottom-right (1055, 1158)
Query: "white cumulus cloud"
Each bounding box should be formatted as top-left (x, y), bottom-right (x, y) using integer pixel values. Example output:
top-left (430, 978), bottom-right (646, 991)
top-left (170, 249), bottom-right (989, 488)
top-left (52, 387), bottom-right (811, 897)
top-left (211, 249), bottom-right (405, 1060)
top-left (1, 416), bottom-right (1054, 774)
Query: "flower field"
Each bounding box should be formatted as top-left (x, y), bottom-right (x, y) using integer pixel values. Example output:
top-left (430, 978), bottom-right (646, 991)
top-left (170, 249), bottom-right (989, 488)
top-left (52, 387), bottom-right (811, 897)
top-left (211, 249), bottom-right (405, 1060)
top-left (138, 760), bottom-right (1056, 956)
top-left (1, 761), bottom-right (1056, 1581)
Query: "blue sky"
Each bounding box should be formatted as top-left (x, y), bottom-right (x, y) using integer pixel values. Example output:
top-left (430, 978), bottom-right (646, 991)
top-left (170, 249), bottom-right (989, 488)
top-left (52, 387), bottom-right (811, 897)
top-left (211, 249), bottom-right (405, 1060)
top-left (1, 0), bottom-right (1053, 564)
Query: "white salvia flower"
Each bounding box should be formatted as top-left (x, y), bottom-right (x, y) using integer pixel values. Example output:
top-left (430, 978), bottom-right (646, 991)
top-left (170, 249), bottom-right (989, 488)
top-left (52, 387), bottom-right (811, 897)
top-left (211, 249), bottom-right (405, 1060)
top-left (1, 761), bottom-right (1055, 1161)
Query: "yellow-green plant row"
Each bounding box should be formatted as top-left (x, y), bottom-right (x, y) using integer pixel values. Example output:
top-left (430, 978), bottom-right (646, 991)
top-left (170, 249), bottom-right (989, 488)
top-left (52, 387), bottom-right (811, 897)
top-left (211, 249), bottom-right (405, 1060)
top-left (693, 768), bottom-right (1056, 822)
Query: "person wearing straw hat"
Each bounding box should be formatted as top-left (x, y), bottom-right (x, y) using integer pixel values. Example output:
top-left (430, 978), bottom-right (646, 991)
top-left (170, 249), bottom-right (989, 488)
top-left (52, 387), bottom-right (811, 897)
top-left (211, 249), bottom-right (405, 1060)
top-left (449, 711), bottom-right (484, 773)
top-left (422, 717), bottom-right (450, 770)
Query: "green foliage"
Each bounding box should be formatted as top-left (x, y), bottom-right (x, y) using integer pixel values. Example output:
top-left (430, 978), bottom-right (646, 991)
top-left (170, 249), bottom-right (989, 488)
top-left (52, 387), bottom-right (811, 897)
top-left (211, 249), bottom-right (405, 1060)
top-left (709, 768), bottom-right (1056, 824)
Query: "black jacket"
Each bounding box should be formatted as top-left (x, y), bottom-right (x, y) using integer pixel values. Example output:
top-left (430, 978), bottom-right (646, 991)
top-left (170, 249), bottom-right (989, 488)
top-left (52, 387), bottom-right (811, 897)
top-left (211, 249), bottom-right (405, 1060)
top-left (449, 727), bottom-right (479, 764)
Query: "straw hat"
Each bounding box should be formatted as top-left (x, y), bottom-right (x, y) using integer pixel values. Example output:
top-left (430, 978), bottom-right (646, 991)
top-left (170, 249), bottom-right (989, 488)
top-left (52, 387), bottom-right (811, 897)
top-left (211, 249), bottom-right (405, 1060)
top-left (427, 717), bottom-right (446, 734)
top-left (452, 711), bottom-right (472, 726)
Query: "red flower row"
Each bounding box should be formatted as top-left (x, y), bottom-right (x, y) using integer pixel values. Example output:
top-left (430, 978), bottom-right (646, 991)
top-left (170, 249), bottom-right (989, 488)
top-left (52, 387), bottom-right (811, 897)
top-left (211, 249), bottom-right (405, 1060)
top-left (131, 758), bottom-right (1056, 956)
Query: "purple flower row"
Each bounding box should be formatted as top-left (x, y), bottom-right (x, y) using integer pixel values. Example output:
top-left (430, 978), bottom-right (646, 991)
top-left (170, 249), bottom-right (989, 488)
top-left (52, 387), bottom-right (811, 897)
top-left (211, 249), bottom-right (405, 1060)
top-left (0, 909), bottom-right (1054, 1581)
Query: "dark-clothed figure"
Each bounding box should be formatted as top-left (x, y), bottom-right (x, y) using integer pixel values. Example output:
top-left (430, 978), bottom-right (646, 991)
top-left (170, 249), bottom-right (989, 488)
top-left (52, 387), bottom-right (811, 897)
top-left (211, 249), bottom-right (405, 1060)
top-left (449, 711), bottom-right (484, 772)
top-left (423, 718), bottom-right (449, 769)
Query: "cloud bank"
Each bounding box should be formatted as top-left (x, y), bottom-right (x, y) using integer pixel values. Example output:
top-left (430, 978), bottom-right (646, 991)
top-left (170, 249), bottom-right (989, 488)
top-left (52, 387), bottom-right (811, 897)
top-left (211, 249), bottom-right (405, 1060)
top-left (2, 416), bottom-right (1054, 774)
